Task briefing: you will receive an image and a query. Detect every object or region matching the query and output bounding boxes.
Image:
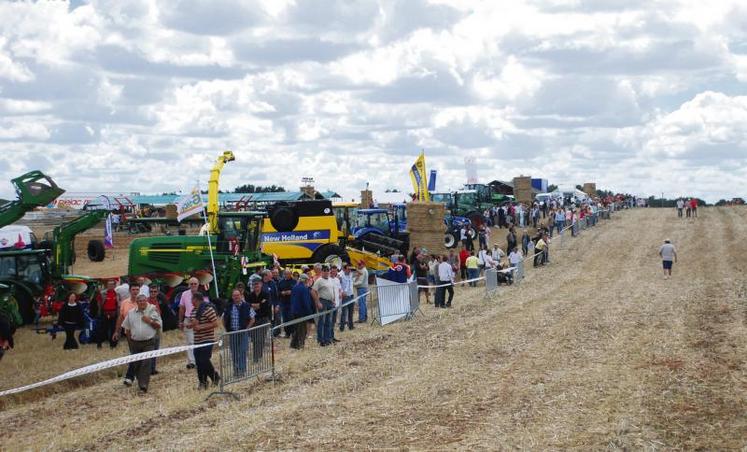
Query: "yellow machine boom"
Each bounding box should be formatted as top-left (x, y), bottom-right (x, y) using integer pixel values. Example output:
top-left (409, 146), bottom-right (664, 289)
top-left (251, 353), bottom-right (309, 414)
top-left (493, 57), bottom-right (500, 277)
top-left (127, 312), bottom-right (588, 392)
top-left (207, 151), bottom-right (235, 234)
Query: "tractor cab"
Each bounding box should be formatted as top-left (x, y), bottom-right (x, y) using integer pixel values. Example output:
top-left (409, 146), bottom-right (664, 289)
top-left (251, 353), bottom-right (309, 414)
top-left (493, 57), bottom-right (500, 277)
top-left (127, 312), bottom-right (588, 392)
top-left (352, 209), bottom-right (394, 238)
top-left (215, 211), bottom-right (264, 255)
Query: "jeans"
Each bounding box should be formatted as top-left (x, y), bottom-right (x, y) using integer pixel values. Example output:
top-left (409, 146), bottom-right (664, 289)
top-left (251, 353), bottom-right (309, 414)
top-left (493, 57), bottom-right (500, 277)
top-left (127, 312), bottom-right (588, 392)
top-left (281, 304), bottom-right (293, 337)
top-left (467, 268), bottom-right (479, 286)
top-left (435, 280), bottom-right (453, 306)
top-left (150, 334), bottom-right (161, 373)
top-left (228, 330), bottom-right (249, 376)
top-left (316, 299), bottom-right (334, 344)
top-left (356, 288), bottom-right (368, 321)
top-left (251, 319), bottom-right (269, 363)
top-left (97, 315), bottom-right (118, 348)
top-left (194, 342), bottom-right (217, 385)
top-left (339, 295), bottom-right (354, 330)
top-left (555, 220), bottom-right (565, 235)
top-left (290, 315), bottom-right (308, 349)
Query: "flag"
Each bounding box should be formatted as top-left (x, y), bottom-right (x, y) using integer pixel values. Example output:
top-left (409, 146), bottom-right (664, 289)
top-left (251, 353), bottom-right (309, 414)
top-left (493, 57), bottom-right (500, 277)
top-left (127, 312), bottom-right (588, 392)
top-left (175, 187), bottom-right (204, 222)
top-left (409, 151), bottom-right (430, 202)
top-left (104, 214), bottom-right (114, 249)
top-left (428, 169), bottom-right (437, 192)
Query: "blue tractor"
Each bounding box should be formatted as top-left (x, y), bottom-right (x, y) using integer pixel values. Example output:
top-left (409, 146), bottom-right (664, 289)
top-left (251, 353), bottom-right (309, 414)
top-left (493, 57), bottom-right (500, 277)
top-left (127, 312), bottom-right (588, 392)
top-left (350, 208), bottom-right (409, 256)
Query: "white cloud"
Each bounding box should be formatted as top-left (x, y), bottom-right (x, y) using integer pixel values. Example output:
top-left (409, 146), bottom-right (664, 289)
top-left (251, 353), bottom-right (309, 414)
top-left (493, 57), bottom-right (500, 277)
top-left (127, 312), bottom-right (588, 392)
top-left (0, 0), bottom-right (746, 202)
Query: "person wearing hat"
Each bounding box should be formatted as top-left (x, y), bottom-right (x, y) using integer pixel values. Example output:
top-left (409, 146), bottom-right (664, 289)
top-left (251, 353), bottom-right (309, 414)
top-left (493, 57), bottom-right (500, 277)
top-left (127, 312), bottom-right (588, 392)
top-left (659, 239), bottom-right (678, 279)
top-left (290, 273), bottom-right (314, 349)
top-left (311, 265), bottom-right (335, 346)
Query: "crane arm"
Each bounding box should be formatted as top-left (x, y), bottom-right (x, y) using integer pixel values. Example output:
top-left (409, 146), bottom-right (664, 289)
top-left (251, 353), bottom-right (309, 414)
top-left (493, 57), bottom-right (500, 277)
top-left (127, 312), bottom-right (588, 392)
top-left (51, 210), bottom-right (108, 276)
top-left (207, 151), bottom-right (235, 234)
top-left (0, 171), bottom-right (65, 228)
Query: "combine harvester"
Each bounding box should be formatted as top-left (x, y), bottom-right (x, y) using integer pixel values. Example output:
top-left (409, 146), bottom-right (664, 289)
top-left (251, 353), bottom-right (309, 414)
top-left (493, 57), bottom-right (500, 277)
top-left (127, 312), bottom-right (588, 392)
top-left (127, 152), bottom-right (273, 301)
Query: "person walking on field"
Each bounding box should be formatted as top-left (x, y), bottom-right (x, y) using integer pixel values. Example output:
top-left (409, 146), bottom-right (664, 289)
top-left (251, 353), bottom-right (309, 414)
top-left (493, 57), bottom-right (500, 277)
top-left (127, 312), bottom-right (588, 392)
top-left (689, 198), bottom-right (698, 218)
top-left (676, 198), bottom-right (684, 218)
top-left (121, 294), bottom-right (161, 394)
top-left (659, 239), bottom-right (678, 279)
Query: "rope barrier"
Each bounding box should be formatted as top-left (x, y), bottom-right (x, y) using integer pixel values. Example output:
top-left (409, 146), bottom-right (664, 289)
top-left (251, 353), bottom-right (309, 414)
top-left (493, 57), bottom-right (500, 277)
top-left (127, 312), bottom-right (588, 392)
top-left (0, 342), bottom-right (215, 398)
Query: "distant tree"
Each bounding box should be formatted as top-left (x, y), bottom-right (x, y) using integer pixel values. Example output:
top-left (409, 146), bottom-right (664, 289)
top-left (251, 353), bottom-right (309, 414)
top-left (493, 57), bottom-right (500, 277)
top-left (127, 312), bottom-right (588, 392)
top-left (716, 199), bottom-right (728, 206)
top-left (575, 184), bottom-right (583, 191)
top-left (385, 188), bottom-right (401, 193)
top-left (234, 184), bottom-right (286, 193)
top-left (547, 184), bottom-right (558, 192)
top-left (160, 192), bottom-right (176, 196)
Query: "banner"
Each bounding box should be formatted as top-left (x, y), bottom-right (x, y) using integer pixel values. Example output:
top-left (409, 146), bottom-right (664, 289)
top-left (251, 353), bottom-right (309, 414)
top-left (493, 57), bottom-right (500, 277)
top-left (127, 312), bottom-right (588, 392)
top-left (103, 213), bottom-right (113, 249)
top-left (409, 151), bottom-right (430, 202)
top-left (175, 187), bottom-right (204, 222)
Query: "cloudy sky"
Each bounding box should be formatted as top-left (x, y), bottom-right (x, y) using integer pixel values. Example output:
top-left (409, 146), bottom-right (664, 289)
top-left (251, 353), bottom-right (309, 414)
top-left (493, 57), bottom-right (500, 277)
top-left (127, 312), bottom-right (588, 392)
top-left (1, 0), bottom-right (746, 203)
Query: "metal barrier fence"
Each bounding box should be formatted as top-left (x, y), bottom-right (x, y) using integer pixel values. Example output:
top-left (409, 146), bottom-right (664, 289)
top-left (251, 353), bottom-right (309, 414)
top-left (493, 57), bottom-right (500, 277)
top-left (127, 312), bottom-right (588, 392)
top-left (485, 268), bottom-right (499, 297)
top-left (212, 322), bottom-right (274, 399)
top-left (374, 278), bottom-right (420, 325)
top-left (513, 260), bottom-right (525, 283)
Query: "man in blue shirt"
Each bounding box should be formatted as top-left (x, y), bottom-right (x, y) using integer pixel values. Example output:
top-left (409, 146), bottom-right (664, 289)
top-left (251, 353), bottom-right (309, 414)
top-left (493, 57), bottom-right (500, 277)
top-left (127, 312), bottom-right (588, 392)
top-left (222, 289), bottom-right (255, 377)
top-left (339, 263), bottom-right (355, 332)
top-left (290, 274), bottom-right (314, 350)
top-left (277, 269), bottom-right (296, 338)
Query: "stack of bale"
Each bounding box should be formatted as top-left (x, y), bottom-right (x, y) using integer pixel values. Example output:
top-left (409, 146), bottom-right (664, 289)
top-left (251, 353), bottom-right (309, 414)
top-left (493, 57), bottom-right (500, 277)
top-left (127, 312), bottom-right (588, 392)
top-left (513, 176), bottom-right (534, 205)
top-left (583, 183), bottom-right (597, 198)
top-left (407, 202), bottom-right (447, 257)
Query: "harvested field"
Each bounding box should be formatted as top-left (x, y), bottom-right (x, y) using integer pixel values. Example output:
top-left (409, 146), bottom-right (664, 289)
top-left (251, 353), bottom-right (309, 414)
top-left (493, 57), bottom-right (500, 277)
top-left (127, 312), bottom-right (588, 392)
top-left (1, 207), bottom-right (746, 449)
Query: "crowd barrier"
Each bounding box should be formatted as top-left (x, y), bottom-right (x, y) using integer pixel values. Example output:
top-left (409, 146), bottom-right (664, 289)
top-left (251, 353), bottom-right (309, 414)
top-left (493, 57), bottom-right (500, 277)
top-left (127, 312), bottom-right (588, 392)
top-left (0, 206), bottom-right (618, 399)
top-left (211, 323), bottom-right (274, 399)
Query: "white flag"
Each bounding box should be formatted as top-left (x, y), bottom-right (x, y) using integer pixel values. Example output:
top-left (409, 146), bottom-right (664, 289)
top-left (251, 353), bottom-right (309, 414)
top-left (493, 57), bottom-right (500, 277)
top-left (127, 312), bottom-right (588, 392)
top-left (104, 213), bottom-right (114, 249)
top-left (175, 187), bottom-right (204, 222)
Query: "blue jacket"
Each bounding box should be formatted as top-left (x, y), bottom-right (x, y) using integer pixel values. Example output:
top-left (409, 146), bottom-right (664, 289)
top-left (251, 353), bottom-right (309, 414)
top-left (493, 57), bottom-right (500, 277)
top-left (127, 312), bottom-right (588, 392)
top-left (290, 282), bottom-right (314, 317)
top-left (222, 301), bottom-right (254, 332)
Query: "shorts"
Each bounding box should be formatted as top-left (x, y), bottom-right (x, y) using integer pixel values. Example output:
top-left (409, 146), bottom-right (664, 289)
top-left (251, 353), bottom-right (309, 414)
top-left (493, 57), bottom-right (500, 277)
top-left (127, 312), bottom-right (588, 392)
top-left (662, 260), bottom-right (673, 270)
top-left (417, 277), bottom-right (429, 292)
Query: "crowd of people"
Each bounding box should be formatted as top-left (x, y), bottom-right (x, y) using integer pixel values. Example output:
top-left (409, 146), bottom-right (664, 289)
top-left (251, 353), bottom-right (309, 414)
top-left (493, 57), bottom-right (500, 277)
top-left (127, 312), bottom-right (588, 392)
top-left (675, 198), bottom-right (699, 218)
top-left (47, 195), bottom-right (632, 394)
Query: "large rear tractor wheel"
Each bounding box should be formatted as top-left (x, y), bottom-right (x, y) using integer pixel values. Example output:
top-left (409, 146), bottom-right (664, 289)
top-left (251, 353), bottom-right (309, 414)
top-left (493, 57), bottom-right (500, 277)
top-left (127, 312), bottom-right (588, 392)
top-left (444, 232), bottom-right (458, 248)
top-left (13, 287), bottom-right (34, 326)
top-left (87, 239), bottom-right (106, 262)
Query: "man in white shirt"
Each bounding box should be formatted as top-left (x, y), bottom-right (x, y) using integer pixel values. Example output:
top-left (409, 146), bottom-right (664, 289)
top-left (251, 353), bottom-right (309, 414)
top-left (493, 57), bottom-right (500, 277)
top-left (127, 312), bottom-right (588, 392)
top-left (658, 239), bottom-right (678, 279)
top-left (436, 255), bottom-right (455, 308)
top-left (122, 294), bottom-right (161, 394)
top-left (676, 199), bottom-right (684, 218)
top-left (329, 266), bottom-right (343, 343)
top-left (177, 277), bottom-right (200, 369)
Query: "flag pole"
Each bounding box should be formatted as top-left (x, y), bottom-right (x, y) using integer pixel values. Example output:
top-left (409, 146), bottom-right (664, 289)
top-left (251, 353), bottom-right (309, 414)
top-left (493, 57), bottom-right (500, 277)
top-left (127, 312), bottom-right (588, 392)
top-left (198, 181), bottom-right (220, 300)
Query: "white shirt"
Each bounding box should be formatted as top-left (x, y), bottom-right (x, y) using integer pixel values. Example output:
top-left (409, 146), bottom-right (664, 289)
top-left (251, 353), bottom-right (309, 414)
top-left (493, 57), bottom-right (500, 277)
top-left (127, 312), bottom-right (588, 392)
top-left (676, 200), bottom-right (684, 209)
top-left (122, 304), bottom-right (161, 341)
top-left (139, 285), bottom-right (150, 297)
top-left (330, 276), bottom-right (342, 307)
top-left (437, 261), bottom-right (454, 283)
top-left (491, 247), bottom-right (505, 261)
top-left (659, 243), bottom-right (677, 261)
top-left (508, 251), bottom-right (522, 265)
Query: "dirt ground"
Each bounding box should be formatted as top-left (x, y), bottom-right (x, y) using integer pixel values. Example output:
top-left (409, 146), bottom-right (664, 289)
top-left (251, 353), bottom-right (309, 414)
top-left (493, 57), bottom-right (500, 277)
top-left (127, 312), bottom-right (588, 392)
top-left (1, 207), bottom-right (745, 449)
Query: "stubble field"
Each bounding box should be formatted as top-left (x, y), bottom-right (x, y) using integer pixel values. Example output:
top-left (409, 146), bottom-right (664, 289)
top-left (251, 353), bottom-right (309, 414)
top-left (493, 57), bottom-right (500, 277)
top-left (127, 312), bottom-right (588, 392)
top-left (1, 207), bottom-right (745, 450)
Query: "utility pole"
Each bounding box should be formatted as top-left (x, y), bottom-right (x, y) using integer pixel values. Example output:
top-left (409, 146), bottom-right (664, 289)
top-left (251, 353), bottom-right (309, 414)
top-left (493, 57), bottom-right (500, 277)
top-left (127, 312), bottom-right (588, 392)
top-left (661, 192), bottom-right (664, 208)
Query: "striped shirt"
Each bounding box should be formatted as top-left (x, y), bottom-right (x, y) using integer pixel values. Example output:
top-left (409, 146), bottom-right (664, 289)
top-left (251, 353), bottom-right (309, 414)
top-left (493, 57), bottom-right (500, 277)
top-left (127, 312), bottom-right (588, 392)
top-left (191, 304), bottom-right (218, 344)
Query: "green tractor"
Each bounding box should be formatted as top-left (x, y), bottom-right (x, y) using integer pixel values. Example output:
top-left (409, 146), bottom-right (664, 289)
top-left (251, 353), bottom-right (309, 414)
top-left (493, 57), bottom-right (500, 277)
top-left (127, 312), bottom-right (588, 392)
top-left (128, 211), bottom-right (273, 302)
top-left (0, 171), bottom-right (110, 326)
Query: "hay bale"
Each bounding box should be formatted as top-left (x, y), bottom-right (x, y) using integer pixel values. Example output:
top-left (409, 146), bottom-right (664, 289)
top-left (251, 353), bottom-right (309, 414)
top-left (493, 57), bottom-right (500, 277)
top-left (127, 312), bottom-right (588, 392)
top-left (513, 176), bottom-right (534, 205)
top-left (407, 202), bottom-right (447, 255)
top-left (583, 183), bottom-right (597, 197)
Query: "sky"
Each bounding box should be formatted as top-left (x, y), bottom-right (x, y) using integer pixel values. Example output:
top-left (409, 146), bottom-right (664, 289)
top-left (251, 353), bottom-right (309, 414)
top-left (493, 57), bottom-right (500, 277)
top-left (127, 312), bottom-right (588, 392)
top-left (1, 0), bottom-right (747, 203)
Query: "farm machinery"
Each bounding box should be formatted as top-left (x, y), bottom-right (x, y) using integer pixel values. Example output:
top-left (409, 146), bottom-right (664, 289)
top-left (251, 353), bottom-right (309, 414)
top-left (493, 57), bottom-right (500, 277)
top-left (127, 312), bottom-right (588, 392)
top-left (127, 151), bottom-right (274, 302)
top-left (0, 171), bottom-right (111, 328)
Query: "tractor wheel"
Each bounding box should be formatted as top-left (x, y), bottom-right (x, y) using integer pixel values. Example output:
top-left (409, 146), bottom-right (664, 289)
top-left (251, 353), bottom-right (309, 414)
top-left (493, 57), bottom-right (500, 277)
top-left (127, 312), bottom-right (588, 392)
top-left (311, 244), bottom-right (348, 269)
top-left (466, 226), bottom-right (477, 240)
top-left (13, 287), bottom-right (34, 325)
top-left (444, 232), bottom-right (458, 248)
top-left (87, 240), bottom-right (106, 262)
top-left (269, 203), bottom-right (299, 232)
